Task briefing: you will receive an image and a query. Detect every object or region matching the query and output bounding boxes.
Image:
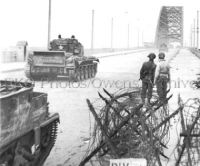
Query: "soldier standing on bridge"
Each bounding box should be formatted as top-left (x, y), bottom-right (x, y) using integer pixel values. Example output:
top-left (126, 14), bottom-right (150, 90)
top-left (58, 34), bottom-right (62, 39)
top-left (140, 53), bottom-right (156, 105)
top-left (154, 52), bottom-right (171, 103)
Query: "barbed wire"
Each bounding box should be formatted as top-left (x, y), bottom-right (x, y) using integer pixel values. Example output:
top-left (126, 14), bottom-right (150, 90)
top-left (80, 87), bottom-right (175, 166)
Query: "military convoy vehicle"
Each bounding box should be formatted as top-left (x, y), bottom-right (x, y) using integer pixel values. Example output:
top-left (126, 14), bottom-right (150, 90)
top-left (0, 80), bottom-right (59, 166)
top-left (25, 36), bottom-right (99, 81)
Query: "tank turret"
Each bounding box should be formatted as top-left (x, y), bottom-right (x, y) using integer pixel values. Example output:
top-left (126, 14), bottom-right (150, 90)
top-left (49, 37), bottom-right (84, 56)
top-left (25, 36), bottom-right (99, 81)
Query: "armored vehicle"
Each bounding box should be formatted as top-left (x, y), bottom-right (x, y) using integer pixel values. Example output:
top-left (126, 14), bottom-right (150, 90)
top-left (25, 36), bottom-right (99, 81)
top-left (0, 80), bottom-right (59, 166)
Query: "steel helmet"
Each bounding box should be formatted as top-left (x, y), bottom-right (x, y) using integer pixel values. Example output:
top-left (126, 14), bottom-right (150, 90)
top-left (158, 52), bottom-right (165, 59)
top-left (147, 53), bottom-right (156, 59)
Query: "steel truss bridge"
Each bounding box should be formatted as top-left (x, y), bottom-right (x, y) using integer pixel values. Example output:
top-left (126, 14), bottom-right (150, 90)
top-left (155, 6), bottom-right (183, 49)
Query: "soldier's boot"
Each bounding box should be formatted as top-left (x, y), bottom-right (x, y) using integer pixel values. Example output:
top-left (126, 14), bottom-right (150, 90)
top-left (147, 98), bottom-right (152, 107)
top-left (140, 98), bottom-right (145, 105)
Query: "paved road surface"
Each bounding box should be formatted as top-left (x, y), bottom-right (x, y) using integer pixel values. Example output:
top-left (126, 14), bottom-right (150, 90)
top-left (163, 49), bottom-right (200, 166)
top-left (1, 48), bottom-right (199, 166)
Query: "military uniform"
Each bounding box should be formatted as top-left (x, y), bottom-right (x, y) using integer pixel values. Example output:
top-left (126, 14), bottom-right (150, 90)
top-left (154, 56), bottom-right (170, 102)
top-left (140, 55), bottom-right (156, 104)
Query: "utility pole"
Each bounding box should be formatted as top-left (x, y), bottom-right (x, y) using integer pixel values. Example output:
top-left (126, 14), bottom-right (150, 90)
top-left (197, 11), bottom-right (199, 49)
top-left (193, 19), bottom-right (196, 48)
top-left (191, 24), bottom-right (193, 47)
top-left (47, 0), bottom-right (51, 49)
top-left (111, 17), bottom-right (113, 51)
top-left (181, 7), bottom-right (184, 47)
top-left (137, 29), bottom-right (140, 48)
top-left (124, 11), bottom-right (129, 49)
top-left (136, 18), bottom-right (140, 48)
top-left (142, 31), bottom-right (144, 47)
top-left (127, 23), bottom-right (129, 49)
top-left (91, 10), bottom-right (94, 51)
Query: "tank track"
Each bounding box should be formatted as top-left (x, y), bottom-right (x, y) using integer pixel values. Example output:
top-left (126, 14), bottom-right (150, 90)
top-left (74, 64), bottom-right (97, 82)
top-left (34, 119), bottom-right (59, 166)
top-left (25, 63), bottom-right (98, 82)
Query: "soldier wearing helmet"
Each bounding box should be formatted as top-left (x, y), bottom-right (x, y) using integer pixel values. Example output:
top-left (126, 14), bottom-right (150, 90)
top-left (140, 53), bottom-right (157, 105)
top-left (154, 52), bottom-right (171, 103)
top-left (58, 34), bottom-right (62, 39)
top-left (158, 52), bottom-right (165, 59)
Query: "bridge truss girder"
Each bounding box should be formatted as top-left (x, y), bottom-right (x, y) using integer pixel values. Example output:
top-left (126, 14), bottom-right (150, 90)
top-left (155, 6), bottom-right (183, 48)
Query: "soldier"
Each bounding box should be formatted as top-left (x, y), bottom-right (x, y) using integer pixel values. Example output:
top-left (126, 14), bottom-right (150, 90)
top-left (154, 52), bottom-right (171, 103)
top-left (140, 53), bottom-right (156, 105)
top-left (58, 34), bottom-right (62, 39)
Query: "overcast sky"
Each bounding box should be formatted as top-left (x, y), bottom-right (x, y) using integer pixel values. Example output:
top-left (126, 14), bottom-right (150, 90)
top-left (0, 0), bottom-right (199, 48)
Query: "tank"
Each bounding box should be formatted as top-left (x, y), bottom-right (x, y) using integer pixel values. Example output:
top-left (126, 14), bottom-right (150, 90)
top-left (25, 37), bottom-right (99, 81)
top-left (0, 80), bottom-right (59, 166)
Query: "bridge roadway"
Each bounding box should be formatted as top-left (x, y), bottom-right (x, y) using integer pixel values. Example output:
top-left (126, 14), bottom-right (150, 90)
top-left (1, 48), bottom-right (199, 165)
